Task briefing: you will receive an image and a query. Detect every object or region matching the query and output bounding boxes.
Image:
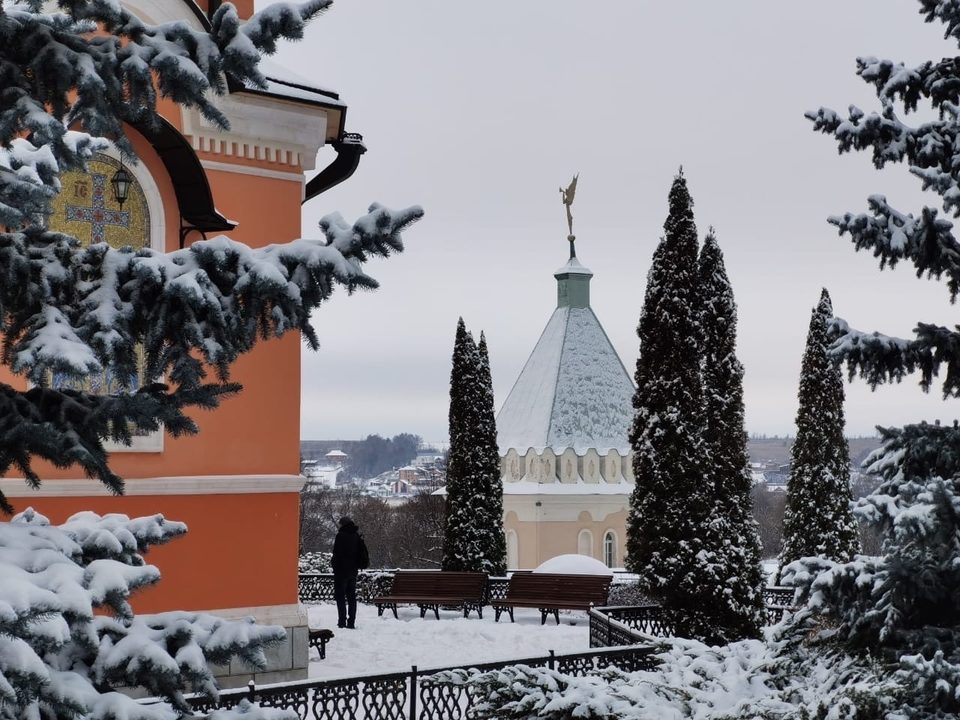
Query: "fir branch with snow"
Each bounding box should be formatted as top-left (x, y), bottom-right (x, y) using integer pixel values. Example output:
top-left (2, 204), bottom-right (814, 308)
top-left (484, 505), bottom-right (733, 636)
top-left (0, 0), bottom-right (422, 511)
top-left (0, 508), bottom-right (294, 720)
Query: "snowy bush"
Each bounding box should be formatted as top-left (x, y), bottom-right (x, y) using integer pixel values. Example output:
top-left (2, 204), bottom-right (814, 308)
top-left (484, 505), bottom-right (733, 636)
top-left (297, 551), bottom-right (332, 573)
top-left (606, 582), bottom-right (654, 607)
top-left (0, 507), bottom-right (295, 720)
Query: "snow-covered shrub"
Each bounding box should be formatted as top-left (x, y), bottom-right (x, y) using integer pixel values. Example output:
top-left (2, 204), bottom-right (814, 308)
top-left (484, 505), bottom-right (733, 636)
top-left (0, 508), bottom-right (294, 720)
top-left (298, 551), bottom-right (332, 573)
top-left (434, 635), bottom-right (903, 719)
top-left (606, 581), bottom-right (654, 607)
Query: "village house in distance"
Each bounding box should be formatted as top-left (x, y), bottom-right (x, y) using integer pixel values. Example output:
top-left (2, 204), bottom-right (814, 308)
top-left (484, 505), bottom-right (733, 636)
top-left (496, 228), bottom-right (635, 569)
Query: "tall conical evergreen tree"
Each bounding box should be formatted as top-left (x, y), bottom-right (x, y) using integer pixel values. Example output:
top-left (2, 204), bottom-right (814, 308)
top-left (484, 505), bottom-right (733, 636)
top-left (442, 320), bottom-right (506, 574)
top-left (627, 171), bottom-right (732, 643)
top-left (698, 230), bottom-right (765, 638)
top-left (476, 333), bottom-right (507, 575)
top-left (779, 289), bottom-right (860, 576)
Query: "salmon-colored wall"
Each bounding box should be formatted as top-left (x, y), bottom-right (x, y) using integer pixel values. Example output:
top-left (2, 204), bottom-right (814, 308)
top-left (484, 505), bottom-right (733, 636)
top-left (21, 492), bottom-right (300, 611)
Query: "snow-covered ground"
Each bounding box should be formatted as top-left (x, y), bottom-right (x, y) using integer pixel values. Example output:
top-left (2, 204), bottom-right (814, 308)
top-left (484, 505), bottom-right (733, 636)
top-left (306, 602), bottom-right (590, 679)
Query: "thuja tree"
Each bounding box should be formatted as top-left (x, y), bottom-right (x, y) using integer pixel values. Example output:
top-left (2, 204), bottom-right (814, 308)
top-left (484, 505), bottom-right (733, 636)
top-left (0, 508), bottom-right (292, 720)
top-left (697, 230), bottom-right (765, 638)
top-left (476, 332), bottom-right (506, 575)
top-left (779, 290), bottom-right (859, 577)
top-left (441, 319), bottom-right (505, 574)
top-left (0, 0), bottom-right (422, 512)
top-left (627, 172), bottom-right (739, 643)
top-left (779, 2), bottom-right (960, 715)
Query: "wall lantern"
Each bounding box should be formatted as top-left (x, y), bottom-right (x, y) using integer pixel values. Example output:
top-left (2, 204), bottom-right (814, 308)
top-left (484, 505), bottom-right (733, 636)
top-left (111, 162), bottom-right (132, 209)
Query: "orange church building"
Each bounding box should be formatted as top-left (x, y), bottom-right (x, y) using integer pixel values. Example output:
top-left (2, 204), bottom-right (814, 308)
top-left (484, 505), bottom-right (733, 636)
top-left (0, 0), bottom-right (359, 685)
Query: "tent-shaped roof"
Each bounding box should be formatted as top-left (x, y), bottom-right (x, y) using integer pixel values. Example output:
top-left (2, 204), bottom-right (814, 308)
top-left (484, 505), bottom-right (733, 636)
top-left (496, 257), bottom-right (634, 454)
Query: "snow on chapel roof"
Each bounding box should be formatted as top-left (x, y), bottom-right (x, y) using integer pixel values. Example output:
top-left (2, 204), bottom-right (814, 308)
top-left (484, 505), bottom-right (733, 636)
top-left (496, 256), bottom-right (635, 455)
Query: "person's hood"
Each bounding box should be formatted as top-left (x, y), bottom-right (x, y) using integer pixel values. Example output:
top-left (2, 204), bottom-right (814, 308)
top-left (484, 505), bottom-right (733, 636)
top-left (338, 520), bottom-right (358, 533)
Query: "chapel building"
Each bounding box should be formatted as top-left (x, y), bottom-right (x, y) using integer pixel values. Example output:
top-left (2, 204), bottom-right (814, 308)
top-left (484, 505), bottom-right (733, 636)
top-left (0, 0), bottom-right (360, 685)
top-left (497, 249), bottom-right (636, 569)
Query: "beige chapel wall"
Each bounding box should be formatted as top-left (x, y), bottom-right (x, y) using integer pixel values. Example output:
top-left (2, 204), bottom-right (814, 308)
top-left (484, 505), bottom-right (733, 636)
top-left (504, 507), bottom-right (629, 570)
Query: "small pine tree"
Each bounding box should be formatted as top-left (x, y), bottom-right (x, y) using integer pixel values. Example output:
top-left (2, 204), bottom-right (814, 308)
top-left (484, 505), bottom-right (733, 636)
top-left (627, 171), bottom-right (733, 643)
top-left (698, 229), bottom-right (765, 638)
top-left (779, 289), bottom-right (860, 577)
top-left (442, 320), bottom-right (505, 574)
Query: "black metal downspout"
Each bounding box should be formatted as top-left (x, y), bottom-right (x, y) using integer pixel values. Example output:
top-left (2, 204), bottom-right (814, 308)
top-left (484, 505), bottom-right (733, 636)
top-left (302, 133), bottom-right (367, 204)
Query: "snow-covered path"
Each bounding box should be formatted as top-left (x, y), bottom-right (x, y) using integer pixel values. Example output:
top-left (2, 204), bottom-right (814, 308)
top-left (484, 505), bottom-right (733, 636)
top-left (306, 602), bottom-right (590, 680)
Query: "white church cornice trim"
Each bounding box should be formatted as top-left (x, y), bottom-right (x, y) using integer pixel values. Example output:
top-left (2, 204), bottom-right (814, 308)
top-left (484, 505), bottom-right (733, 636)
top-left (180, 92), bottom-right (329, 171)
top-left (0, 474), bottom-right (307, 497)
top-left (121, 0), bottom-right (207, 30)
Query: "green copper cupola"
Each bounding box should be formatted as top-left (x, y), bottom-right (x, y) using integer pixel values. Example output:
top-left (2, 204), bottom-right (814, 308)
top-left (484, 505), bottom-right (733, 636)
top-left (554, 257), bottom-right (593, 309)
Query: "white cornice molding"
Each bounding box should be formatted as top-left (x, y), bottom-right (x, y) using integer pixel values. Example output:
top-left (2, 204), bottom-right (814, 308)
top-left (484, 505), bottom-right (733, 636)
top-left (201, 603), bottom-right (308, 628)
top-left (119, 0), bottom-right (206, 29)
top-left (181, 93), bottom-right (328, 171)
top-left (0, 474), bottom-right (307, 497)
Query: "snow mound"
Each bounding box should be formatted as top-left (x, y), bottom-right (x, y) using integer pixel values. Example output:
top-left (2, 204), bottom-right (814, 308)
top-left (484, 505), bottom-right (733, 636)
top-left (533, 554), bottom-right (613, 576)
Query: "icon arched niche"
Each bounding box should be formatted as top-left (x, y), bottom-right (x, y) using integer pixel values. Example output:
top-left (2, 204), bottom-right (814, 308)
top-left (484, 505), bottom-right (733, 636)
top-left (46, 148), bottom-right (166, 451)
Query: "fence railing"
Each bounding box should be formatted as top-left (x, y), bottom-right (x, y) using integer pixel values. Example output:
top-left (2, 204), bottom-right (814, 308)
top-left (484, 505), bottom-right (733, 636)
top-left (298, 573), bottom-right (513, 606)
top-left (588, 588), bottom-right (799, 648)
top-left (188, 645), bottom-right (656, 719)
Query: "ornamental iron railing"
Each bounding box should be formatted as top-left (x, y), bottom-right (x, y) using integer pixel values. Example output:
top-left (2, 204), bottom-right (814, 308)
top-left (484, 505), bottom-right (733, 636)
top-left (589, 589), bottom-right (800, 648)
top-left (298, 573), bottom-right (514, 606)
top-left (187, 645), bottom-right (656, 719)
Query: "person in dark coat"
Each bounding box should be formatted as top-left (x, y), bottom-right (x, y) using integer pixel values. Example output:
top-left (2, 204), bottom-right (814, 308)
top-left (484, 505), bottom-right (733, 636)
top-left (332, 516), bottom-right (362, 629)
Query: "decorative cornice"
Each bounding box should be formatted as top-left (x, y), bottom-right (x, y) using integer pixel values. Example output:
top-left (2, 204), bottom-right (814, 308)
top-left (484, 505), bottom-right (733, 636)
top-left (0, 474), bottom-right (306, 497)
top-left (181, 92), bottom-right (329, 171)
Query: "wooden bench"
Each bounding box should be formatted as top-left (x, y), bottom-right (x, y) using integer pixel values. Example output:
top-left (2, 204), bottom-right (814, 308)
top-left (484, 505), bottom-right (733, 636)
top-left (491, 572), bottom-right (612, 625)
top-left (372, 571), bottom-right (488, 620)
top-left (308, 628), bottom-right (334, 659)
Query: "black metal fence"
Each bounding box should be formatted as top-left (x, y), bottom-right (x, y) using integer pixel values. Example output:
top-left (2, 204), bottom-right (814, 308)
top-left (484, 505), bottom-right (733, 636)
top-left (189, 645), bottom-right (656, 719)
top-left (298, 573), bottom-right (513, 606)
top-left (588, 587), bottom-right (799, 648)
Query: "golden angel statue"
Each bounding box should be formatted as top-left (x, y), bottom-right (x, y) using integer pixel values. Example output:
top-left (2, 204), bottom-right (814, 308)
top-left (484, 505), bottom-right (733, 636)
top-left (559, 173), bottom-right (578, 239)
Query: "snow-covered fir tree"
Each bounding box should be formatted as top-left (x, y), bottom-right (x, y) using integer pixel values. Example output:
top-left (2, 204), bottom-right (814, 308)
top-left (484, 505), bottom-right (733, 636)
top-left (0, 508), bottom-right (292, 720)
top-left (627, 171), bottom-right (738, 643)
top-left (697, 229), bottom-right (765, 639)
top-left (778, 289), bottom-right (860, 576)
top-left (442, 320), bottom-right (505, 574)
top-left (476, 332), bottom-right (507, 575)
top-left (0, 0), bottom-right (421, 512)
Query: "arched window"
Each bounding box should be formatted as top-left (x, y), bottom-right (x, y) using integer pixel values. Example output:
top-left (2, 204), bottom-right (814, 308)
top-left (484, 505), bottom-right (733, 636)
top-left (603, 531), bottom-right (617, 568)
top-left (577, 529), bottom-right (593, 557)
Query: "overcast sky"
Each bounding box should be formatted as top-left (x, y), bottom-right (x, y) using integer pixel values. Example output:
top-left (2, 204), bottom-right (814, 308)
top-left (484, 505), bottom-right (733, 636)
top-left (262, 1), bottom-right (960, 443)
